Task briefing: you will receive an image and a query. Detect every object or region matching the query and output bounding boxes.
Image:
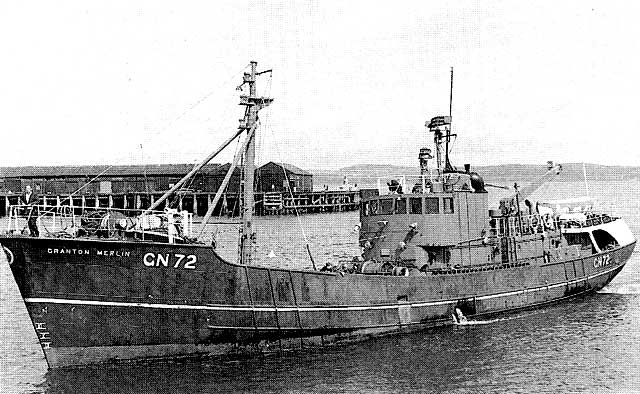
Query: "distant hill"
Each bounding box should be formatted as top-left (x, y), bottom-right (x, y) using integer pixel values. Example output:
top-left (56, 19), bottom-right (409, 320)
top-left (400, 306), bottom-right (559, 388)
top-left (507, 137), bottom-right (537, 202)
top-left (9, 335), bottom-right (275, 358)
top-left (311, 162), bottom-right (640, 190)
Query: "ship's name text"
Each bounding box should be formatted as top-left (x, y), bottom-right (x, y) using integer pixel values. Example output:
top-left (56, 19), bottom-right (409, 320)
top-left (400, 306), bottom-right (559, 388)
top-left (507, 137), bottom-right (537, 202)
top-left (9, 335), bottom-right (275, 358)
top-left (593, 254), bottom-right (611, 269)
top-left (143, 253), bottom-right (197, 270)
top-left (47, 248), bottom-right (131, 257)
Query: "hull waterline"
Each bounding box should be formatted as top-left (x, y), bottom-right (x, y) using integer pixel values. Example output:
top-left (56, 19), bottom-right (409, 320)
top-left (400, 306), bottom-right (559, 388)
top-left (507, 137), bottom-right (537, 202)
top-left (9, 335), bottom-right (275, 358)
top-left (1, 236), bottom-right (634, 368)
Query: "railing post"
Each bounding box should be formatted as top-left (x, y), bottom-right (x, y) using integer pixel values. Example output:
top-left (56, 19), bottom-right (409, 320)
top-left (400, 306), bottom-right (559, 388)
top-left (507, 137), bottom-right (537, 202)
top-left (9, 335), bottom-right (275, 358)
top-left (181, 210), bottom-right (191, 237)
top-left (6, 206), bottom-right (12, 233)
top-left (167, 212), bottom-right (175, 244)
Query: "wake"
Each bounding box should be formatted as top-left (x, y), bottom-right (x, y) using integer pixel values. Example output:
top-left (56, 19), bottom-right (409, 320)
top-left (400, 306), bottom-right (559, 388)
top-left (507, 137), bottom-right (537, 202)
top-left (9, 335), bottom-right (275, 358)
top-left (452, 308), bottom-right (548, 326)
top-left (453, 316), bottom-right (516, 326)
top-left (597, 283), bottom-right (640, 295)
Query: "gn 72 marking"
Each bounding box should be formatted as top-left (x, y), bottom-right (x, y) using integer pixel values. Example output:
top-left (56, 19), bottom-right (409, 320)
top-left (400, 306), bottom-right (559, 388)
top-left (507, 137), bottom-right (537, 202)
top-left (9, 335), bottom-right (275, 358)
top-left (593, 254), bottom-right (612, 269)
top-left (143, 253), bottom-right (197, 269)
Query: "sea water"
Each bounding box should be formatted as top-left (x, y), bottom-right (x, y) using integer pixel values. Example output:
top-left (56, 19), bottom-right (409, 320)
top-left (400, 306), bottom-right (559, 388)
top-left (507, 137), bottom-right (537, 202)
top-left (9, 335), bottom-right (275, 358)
top-left (1, 181), bottom-right (639, 393)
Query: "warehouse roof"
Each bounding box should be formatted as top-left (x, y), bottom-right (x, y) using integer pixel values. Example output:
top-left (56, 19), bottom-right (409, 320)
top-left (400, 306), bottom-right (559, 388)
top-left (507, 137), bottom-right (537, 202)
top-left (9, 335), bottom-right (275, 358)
top-left (0, 164), bottom-right (228, 178)
top-left (258, 162), bottom-right (312, 176)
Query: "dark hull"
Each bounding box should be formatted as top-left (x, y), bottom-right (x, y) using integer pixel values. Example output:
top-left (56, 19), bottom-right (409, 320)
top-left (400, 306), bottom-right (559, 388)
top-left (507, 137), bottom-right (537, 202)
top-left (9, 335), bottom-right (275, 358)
top-left (0, 236), bottom-right (635, 368)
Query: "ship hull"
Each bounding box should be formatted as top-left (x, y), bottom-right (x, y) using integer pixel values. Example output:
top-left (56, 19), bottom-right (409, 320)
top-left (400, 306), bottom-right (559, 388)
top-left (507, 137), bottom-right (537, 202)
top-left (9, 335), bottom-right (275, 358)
top-left (0, 236), bottom-right (634, 368)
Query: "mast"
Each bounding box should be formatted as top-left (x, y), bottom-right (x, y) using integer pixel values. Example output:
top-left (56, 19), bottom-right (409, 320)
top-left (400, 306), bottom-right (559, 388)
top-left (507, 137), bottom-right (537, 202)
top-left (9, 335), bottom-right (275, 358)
top-left (239, 61), bottom-right (273, 265)
top-left (444, 67), bottom-right (454, 172)
top-left (426, 68), bottom-right (456, 176)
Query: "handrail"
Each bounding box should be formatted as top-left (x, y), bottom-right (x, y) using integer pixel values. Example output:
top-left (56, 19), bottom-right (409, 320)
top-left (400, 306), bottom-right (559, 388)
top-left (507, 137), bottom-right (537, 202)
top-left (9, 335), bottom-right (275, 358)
top-left (5, 204), bottom-right (195, 240)
top-left (490, 211), bottom-right (617, 238)
top-left (375, 171), bottom-right (473, 195)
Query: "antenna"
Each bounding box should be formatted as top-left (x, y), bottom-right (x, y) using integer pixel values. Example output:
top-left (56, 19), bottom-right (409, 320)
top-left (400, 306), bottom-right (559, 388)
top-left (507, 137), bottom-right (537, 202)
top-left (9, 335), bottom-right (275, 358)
top-left (449, 67), bottom-right (453, 117)
top-left (444, 67), bottom-right (454, 172)
top-left (426, 67), bottom-right (456, 175)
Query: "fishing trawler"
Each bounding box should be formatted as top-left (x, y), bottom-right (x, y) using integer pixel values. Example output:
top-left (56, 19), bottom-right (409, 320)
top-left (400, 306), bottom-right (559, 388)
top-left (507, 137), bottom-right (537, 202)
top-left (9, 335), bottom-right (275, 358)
top-left (0, 62), bottom-right (635, 368)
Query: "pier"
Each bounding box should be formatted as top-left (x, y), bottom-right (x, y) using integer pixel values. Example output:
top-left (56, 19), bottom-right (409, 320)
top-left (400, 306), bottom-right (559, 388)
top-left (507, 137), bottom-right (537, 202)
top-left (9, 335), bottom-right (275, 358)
top-left (0, 190), bottom-right (362, 218)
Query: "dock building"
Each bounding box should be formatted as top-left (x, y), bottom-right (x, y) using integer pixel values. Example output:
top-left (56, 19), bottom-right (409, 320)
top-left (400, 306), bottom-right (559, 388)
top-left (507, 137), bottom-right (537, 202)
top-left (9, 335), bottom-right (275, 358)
top-left (0, 163), bottom-right (360, 217)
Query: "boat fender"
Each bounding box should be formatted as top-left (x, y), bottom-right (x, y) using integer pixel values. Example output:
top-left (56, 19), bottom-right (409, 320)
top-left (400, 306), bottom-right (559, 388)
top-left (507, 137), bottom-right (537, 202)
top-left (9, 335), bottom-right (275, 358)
top-left (453, 307), bottom-right (468, 324)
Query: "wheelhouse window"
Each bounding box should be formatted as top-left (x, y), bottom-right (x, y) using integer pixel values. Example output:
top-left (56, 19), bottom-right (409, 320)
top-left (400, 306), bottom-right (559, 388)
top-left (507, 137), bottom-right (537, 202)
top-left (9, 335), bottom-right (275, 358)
top-left (380, 199), bottom-right (394, 215)
top-left (425, 197), bottom-right (439, 214)
top-left (410, 197), bottom-right (422, 214)
top-left (443, 197), bottom-right (454, 214)
top-left (369, 200), bottom-right (379, 215)
top-left (564, 232), bottom-right (595, 253)
top-left (395, 197), bottom-right (407, 214)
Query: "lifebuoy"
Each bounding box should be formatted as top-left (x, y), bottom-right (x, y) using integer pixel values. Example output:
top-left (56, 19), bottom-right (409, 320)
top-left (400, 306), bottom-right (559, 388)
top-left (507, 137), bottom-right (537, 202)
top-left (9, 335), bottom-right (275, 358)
top-left (2, 245), bottom-right (14, 265)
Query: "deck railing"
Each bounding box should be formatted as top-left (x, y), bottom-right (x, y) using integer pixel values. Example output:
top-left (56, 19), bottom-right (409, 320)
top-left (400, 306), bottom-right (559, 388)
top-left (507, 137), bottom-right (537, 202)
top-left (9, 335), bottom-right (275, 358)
top-left (491, 212), bottom-right (617, 237)
top-left (375, 171), bottom-right (476, 195)
top-left (5, 204), bottom-right (194, 241)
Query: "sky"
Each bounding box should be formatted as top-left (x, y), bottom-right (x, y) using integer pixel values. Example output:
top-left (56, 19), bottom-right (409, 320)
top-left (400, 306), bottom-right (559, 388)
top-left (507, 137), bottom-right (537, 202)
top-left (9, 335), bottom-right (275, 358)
top-left (1, 1), bottom-right (640, 170)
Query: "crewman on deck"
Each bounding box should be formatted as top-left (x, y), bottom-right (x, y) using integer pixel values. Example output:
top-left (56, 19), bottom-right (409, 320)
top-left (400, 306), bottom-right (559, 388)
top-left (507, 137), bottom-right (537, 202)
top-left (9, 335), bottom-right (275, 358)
top-left (20, 185), bottom-right (39, 237)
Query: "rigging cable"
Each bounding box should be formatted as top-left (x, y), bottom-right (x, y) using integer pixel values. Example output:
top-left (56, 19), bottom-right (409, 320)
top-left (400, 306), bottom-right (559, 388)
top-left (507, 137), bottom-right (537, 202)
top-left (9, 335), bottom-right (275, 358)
top-left (264, 113), bottom-right (318, 271)
top-left (152, 63), bottom-right (250, 137)
top-left (37, 64), bottom-right (252, 221)
top-left (36, 164), bottom-right (125, 221)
